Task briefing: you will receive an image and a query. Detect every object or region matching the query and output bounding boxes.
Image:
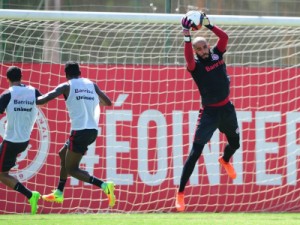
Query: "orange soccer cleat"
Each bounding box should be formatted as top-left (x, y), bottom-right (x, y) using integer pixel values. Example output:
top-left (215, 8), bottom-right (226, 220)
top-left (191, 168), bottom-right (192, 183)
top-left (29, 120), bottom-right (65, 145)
top-left (175, 192), bottom-right (185, 212)
top-left (219, 156), bottom-right (237, 179)
top-left (42, 189), bottom-right (64, 203)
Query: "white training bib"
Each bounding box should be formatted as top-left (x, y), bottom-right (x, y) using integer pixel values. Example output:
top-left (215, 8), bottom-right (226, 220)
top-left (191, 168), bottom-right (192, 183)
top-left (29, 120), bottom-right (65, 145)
top-left (66, 78), bottom-right (100, 130)
top-left (4, 85), bottom-right (38, 142)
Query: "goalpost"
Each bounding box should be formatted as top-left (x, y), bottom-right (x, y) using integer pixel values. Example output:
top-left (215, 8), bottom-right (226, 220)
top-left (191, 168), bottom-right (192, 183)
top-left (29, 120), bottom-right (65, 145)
top-left (0, 9), bottom-right (300, 214)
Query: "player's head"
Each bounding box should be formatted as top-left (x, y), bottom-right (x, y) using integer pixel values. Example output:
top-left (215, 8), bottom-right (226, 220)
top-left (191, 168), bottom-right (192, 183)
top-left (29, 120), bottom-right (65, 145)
top-left (192, 37), bottom-right (210, 60)
top-left (65, 61), bottom-right (81, 79)
top-left (6, 66), bottom-right (22, 82)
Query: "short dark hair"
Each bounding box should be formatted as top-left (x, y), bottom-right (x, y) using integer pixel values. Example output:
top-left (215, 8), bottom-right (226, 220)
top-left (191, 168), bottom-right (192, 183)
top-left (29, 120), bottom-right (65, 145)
top-left (6, 66), bottom-right (22, 82)
top-left (64, 61), bottom-right (81, 77)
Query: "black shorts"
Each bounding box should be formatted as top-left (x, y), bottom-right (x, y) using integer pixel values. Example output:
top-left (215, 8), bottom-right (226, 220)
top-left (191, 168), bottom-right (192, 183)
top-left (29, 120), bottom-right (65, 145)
top-left (194, 101), bottom-right (239, 146)
top-left (0, 140), bottom-right (29, 172)
top-left (65, 129), bottom-right (98, 155)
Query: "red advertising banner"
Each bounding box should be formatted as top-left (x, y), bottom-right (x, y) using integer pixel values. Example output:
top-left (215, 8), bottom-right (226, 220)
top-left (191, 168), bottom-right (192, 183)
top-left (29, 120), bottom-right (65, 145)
top-left (0, 64), bottom-right (300, 213)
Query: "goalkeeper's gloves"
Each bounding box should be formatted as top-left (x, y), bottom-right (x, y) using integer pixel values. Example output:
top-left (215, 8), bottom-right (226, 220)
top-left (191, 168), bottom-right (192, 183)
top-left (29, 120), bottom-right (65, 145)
top-left (202, 13), bottom-right (214, 30)
top-left (181, 16), bottom-right (193, 30)
top-left (181, 16), bottom-right (192, 42)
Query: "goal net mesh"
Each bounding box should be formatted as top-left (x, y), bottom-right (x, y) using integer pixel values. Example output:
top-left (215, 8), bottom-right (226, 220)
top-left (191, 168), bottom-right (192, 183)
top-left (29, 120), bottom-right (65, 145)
top-left (0, 12), bottom-right (300, 213)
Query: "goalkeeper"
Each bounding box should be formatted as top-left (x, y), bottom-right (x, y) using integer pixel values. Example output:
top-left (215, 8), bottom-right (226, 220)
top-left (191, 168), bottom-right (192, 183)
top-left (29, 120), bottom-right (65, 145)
top-left (0, 66), bottom-right (42, 214)
top-left (37, 61), bottom-right (116, 208)
top-left (176, 13), bottom-right (240, 212)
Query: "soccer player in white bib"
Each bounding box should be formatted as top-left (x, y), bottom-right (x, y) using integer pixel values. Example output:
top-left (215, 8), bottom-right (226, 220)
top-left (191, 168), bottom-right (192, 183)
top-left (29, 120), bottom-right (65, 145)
top-left (0, 66), bottom-right (42, 214)
top-left (37, 61), bottom-right (115, 207)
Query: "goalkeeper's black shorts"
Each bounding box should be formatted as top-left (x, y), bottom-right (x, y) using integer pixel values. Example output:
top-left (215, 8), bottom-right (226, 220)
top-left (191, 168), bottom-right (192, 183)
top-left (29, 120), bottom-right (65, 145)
top-left (65, 129), bottom-right (98, 155)
top-left (194, 101), bottom-right (240, 148)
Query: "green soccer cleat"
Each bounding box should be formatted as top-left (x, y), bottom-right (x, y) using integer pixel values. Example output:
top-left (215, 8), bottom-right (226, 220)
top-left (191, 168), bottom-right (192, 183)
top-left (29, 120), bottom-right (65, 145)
top-left (102, 181), bottom-right (116, 208)
top-left (28, 191), bottom-right (40, 215)
top-left (42, 189), bottom-right (64, 203)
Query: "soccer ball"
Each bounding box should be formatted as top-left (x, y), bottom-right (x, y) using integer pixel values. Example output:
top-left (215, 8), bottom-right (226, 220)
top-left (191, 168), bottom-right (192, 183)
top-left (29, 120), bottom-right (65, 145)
top-left (185, 10), bottom-right (203, 30)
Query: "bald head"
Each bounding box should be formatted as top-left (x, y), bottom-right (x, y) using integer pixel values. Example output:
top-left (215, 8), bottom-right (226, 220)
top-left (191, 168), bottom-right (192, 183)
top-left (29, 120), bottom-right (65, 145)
top-left (192, 37), bottom-right (208, 48)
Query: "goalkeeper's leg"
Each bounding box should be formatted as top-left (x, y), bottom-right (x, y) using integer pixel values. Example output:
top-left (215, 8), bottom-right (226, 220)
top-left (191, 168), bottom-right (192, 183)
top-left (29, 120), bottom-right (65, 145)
top-left (176, 142), bottom-right (204, 212)
top-left (219, 142), bottom-right (238, 180)
top-left (218, 103), bottom-right (240, 179)
top-left (219, 136), bottom-right (240, 179)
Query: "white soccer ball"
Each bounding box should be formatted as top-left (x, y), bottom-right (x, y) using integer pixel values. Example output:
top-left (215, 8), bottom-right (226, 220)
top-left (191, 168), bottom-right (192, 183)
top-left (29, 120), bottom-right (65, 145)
top-left (185, 10), bottom-right (203, 30)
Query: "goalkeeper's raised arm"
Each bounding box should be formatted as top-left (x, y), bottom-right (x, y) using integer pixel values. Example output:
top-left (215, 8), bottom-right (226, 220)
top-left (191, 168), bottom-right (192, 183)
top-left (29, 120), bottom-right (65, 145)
top-left (181, 13), bottom-right (229, 71)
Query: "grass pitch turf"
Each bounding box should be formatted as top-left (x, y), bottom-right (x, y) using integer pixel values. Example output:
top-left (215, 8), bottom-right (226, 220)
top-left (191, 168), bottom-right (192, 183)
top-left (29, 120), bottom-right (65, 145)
top-left (1, 213), bottom-right (300, 225)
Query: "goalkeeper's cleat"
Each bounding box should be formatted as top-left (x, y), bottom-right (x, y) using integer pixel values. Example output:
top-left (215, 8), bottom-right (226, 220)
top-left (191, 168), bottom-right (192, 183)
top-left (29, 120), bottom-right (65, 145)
top-left (102, 181), bottom-right (116, 208)
top-left (28, 191), bottom-right (40, 215)
top-left (175, 192), bottom-right (185, 212)
top-left (219, 156), bottom-right (237, 179)
top-left (42, 189), bottom-right (64, 203)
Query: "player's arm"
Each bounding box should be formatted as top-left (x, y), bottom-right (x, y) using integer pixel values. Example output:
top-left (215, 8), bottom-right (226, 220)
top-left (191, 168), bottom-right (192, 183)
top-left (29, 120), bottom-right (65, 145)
top-left (93, 83), bottom-right (112, 106)
top-left (0, 90), bottom-right (10, 114)
top-left (202, 14), bottom-right (229, 53)
top-left (36, 83), bottom-right (69, 105)
top-left (34, 88), bottom-right (43, 107)
top-left (181, 16), bottom-right (196, 71)
top-left (35, 89), bottom-right (42, 98)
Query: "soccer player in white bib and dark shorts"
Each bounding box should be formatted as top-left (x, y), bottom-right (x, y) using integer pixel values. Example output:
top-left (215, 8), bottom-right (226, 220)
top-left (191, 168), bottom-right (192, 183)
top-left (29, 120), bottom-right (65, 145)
top-left (0, 66), bottom-right (42, 214)
top-left (176, 13), bottom-right (240, 212)
top-left (37, 61), bottom-right (115, 207)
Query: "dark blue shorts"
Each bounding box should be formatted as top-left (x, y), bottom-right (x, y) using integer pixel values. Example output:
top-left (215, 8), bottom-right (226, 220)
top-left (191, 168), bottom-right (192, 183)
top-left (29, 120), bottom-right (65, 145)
top-left (65, 129), bottom-right (98, 155)
top-left (194, 101), bottom-right (239, 146)
top-left (0, 140), bottom-right (29, 172)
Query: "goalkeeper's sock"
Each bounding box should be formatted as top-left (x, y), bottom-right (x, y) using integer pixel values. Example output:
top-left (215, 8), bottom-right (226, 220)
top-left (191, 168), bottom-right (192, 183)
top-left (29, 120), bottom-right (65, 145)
top-left (57, 178), bottom-right (67, 192)
top-left (14, 182), bottom-right (32, 199)
top-left (89, 176), bottom-right (104, 188)
top-left (222, 144), bottom-right (237, 162)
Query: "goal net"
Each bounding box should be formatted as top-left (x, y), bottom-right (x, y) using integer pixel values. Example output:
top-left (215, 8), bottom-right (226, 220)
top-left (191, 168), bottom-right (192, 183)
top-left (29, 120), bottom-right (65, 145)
top-left (0, 10), bottom-right (300, 214)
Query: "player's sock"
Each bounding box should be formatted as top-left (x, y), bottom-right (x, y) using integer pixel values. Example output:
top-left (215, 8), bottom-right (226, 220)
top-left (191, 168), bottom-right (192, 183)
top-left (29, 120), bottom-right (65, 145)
top-left (57, 178), bottom-right (67, 192)
top-left (28, 191), bottom-right (40, 215)
top-left (88, 175), bottom-right (104, 188)
top-left (14, 182), bottom-right (32, 199)
top-left (222, 144), bottom-right (236, 162)
top-left (101, 181), bottom-right (116, 208)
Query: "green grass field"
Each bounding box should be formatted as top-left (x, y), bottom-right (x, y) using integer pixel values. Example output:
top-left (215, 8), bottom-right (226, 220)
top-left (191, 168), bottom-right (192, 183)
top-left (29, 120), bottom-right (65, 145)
top-left (1, 213), bottom-right (300, 225)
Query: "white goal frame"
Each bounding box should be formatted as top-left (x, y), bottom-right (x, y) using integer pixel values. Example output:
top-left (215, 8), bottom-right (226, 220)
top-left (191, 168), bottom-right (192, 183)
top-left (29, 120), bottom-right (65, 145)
top-left (0, 9), bottom-right (299, 26)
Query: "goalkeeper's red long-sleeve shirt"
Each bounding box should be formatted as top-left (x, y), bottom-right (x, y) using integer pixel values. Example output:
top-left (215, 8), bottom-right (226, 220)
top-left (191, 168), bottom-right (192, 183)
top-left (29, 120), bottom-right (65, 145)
top-left (184, 26), bottom-right (230, 107)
